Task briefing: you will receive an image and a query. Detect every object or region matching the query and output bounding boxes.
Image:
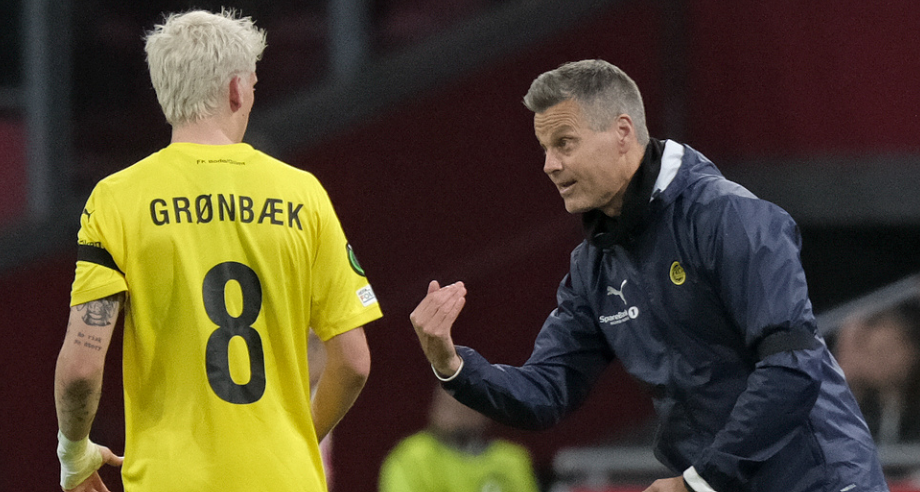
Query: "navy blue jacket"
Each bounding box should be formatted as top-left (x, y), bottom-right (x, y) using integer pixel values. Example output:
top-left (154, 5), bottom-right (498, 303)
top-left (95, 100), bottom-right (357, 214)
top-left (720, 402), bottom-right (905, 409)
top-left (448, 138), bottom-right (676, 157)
top-left (443, 141), bottom-right (887, 492)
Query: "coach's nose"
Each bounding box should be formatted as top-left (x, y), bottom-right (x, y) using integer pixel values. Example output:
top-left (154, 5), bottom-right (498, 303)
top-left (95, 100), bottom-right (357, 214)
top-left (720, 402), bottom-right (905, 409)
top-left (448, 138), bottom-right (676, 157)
top-left (543, 150), bottom-right (562, 175)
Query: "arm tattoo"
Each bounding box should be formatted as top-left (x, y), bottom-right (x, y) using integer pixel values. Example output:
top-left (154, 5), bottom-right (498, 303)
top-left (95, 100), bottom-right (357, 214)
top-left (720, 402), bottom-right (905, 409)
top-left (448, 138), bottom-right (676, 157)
top-left (76, 294), bottom-right (121, 326)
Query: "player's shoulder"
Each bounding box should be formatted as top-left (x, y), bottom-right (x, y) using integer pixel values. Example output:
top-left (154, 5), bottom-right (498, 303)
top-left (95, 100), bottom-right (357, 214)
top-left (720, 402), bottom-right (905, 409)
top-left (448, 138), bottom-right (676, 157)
top-left (250, 149), bottom-right (324, 186)
top-left (88, 151), bottom-right (162, 194)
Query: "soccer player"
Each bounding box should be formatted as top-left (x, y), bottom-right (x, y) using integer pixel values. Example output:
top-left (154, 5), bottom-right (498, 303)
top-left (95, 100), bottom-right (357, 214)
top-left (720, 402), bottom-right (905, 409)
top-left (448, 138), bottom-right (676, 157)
top-left (410, 60), bottom-right (889, 492)
top-left (54, 10), bottom-right (381, 491)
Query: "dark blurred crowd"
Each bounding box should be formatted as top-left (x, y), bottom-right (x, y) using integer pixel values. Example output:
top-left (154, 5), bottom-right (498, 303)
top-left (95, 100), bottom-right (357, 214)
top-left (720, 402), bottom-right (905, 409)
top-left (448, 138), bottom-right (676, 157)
top-left (834, 293), bottom-right (920, 445)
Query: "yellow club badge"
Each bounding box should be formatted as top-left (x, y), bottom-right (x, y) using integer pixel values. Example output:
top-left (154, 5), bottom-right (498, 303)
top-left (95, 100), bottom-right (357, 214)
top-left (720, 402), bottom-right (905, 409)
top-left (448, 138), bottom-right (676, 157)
top-left (670, 261), bottom-right (686, 285)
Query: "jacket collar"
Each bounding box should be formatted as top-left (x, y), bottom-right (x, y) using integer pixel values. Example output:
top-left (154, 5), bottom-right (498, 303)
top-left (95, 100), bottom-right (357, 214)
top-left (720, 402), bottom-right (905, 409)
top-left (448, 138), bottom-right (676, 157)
top-left (653, 139), bottom-right (684, 198)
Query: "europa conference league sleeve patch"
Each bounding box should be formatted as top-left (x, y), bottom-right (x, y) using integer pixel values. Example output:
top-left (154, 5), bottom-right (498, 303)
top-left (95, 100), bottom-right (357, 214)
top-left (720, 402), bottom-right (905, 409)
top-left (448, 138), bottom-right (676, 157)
top-left (347, 244), bottom-right (366, 277)
top-left (356, 285), bottom-right (378, 307)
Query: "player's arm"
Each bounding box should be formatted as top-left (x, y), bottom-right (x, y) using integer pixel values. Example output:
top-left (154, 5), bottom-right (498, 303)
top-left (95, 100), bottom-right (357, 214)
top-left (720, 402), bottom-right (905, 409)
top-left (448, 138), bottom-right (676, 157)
top-left (311, 326), bottom-right (371, 442)
top-left (54, 292), bottom-right (125, 490)
top-left (56, 293), bottom-right (123, 440)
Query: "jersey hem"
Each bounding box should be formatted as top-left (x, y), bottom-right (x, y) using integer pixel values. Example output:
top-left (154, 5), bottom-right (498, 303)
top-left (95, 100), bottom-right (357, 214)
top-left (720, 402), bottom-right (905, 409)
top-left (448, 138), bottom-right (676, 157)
top-left (314, 306), bottom-right (382, 341)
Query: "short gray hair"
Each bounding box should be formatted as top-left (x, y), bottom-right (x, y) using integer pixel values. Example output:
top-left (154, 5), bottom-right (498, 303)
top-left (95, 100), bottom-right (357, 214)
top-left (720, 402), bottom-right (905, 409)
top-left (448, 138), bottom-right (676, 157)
top-left (523, 59), bottom-right (649, 145)
top-left (145, 9), bottom-right (267, 127)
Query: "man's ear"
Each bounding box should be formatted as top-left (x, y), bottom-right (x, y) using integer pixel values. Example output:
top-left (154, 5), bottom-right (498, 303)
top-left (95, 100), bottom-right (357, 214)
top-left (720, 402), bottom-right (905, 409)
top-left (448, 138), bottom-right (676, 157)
top-left (228, 76), bottom-right (243, 112)
top-left (614, 114), bottom-right (635, 144)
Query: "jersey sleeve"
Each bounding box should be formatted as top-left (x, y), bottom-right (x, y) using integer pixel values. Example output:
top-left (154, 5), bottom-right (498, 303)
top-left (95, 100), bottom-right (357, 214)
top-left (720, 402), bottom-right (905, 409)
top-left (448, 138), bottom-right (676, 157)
top-left (307, 187), bottom-right (382, 341)
top-left (71, 183), bottom-right (128, 306)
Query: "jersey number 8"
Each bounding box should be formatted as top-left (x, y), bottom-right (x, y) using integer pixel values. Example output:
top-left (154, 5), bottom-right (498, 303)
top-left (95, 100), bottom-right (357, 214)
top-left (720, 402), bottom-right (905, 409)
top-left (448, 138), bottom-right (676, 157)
top-left (202, 262), bottom-right (266, 404)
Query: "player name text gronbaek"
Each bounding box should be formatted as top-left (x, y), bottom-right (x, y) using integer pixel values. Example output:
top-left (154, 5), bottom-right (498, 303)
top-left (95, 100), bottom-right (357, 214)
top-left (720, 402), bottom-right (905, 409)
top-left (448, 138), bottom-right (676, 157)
top-left (149, 194), bottom-right (304, 229)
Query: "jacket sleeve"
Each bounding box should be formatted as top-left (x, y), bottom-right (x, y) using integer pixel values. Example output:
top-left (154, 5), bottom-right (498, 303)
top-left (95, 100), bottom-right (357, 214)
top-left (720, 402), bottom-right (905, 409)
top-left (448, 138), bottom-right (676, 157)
top-left (443, 265), bottom-right (614, 430)
top-left (691, 193), bottom-right (824, 490)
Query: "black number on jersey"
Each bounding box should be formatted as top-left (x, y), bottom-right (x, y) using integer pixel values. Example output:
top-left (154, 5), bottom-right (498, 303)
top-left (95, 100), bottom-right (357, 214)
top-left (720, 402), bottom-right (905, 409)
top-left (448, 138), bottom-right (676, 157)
top-left (202, 262), bottom-right (266, 404)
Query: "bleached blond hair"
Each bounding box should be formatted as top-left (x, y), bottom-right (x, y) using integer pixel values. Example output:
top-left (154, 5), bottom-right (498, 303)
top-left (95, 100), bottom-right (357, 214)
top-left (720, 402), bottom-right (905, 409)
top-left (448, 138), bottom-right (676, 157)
top-left (144, 9), bottom-right (267, 127)
top-left (523, 59), bottom-right (649, 145)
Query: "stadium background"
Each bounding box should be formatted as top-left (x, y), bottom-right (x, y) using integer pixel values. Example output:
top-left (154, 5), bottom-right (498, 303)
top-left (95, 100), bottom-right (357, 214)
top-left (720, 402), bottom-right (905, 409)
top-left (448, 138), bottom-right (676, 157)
top-left (3, 1), bottom-right (920, 490)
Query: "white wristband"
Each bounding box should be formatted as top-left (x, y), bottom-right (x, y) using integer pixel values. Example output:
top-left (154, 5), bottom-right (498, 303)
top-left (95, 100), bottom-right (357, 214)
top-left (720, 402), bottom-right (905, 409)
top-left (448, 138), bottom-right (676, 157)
top-left (683, 466), bottom-right (718, 492)
top-left (432, 357), bottom-right (464, 382)
top-left (57, 431), bottom-right (103, 490)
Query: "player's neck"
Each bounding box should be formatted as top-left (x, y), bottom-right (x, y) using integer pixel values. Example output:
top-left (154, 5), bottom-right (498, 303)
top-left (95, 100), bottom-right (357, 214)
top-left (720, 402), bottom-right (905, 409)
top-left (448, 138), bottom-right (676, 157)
top-left (171, 117), bottom-right (245, 145)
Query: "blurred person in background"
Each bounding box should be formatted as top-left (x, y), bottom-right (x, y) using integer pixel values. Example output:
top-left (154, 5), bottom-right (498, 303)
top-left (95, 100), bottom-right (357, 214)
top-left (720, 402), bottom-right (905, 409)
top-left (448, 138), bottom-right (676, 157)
top-left (836, 297), bottom-right (920, 444)
top-left (379, 385), bottom-right (540, 492)
top-left (53, 9), bottom-right (380, 492)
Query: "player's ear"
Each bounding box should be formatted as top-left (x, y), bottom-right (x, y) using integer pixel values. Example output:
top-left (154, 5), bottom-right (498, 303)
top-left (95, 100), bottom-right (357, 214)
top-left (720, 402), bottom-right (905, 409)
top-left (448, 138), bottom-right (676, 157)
top-left (228, 76), bottom-right (243, 112)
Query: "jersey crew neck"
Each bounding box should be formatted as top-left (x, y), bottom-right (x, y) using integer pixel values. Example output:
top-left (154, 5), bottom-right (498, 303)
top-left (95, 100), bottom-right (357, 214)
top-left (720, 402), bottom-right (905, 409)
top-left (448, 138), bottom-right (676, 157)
top-left (164, 142), bottom-right (257, 166)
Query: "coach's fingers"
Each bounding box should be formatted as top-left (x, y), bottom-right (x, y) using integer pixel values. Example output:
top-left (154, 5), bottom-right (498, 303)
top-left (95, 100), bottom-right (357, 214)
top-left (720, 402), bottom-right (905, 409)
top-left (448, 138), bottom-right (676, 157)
top-left (430, 290), bottom-right (466, 327)
top-left (413, 280), bottom-right (450, 320)
top-left (416, 284), bottom-right (466, 334)
top-left (411, 282), bottom-right (465, 327)
top-left (427, 281), bottom-right (465, 306)
top-left (453, 296), bottom-right (466, 316)
top-left (429, 281), bottom-right (466, 317)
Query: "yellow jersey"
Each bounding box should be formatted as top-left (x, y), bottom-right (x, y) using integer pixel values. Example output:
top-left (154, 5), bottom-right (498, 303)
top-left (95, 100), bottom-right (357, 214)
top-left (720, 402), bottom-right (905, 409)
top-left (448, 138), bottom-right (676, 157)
top-left (379, 432), bottom-right (540, 492)
top-left (71, 142), bottom-right (382, 491)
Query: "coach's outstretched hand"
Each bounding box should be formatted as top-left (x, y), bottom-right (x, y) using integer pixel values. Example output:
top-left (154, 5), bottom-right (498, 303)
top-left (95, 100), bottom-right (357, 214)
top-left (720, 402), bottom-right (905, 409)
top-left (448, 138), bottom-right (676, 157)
top-left (410, 281), bottom-right (467, 378)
